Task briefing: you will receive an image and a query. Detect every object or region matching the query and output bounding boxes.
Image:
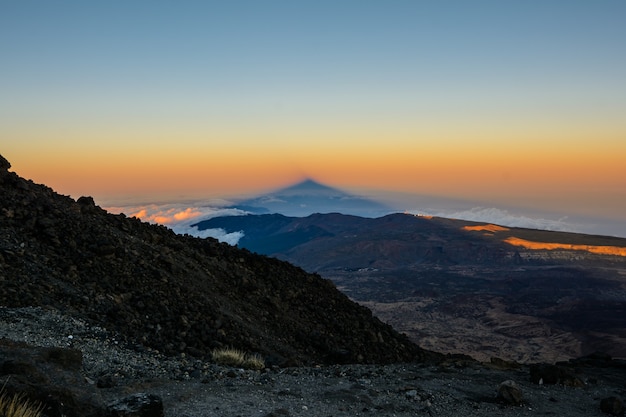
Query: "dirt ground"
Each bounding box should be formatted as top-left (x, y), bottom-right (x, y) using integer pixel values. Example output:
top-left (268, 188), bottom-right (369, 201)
top-left (100, 360), bottom-right (625, 417)
top-left (3, 307), bottom-right (625, 417)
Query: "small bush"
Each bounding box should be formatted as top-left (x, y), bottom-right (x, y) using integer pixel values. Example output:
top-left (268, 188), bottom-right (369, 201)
top-left (211, 348), bottom-right (265, 370)
top-left (241, 353), bottom-right (265, 370)
top-left (0, 390), bottom-right (44, 417)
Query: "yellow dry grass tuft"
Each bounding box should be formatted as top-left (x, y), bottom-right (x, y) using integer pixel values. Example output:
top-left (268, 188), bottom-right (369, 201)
top-left (211, 347), bottom-right (265, 370)
top-left (0, 389), bottom-right (44, 417)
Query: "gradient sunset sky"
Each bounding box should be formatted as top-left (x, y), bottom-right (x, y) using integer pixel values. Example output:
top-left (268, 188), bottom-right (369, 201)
top-left (2, 2), bottom-right (625, 234)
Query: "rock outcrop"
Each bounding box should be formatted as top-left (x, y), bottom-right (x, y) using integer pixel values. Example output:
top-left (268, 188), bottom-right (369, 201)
top-left (0, 338), bottom-right (163, 417)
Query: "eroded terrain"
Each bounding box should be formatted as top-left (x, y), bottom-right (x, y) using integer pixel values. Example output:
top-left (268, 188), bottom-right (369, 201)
top-left (200, 211), bottom-right (626, 363)
top-left (333, 262), bottom-right (626, 363)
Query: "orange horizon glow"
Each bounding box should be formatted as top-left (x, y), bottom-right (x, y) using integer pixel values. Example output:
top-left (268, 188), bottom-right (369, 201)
top-left (504, 237), bottom-right (626, 257)
top-left (6, 132), bottom-right (625, 201)
top-left (4, 138), bottom-right (626, 226)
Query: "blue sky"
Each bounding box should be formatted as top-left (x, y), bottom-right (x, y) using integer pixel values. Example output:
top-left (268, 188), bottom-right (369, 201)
top-left (2, 1), bottom-right (625, 236)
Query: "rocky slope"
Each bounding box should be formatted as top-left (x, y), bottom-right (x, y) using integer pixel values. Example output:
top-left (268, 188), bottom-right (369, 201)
top-left (0, 153), bottom-right (429, 366)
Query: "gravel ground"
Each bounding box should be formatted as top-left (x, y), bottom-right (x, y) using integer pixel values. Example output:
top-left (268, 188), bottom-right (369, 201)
top-left (1, 307), bottom-right (624, 417)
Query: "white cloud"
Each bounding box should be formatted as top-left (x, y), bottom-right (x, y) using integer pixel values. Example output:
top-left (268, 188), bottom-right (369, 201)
top-left (172, 225), bottom-right (244, 245)
top-left (407, 206), bottom-right (582, 233)
top-left (105, 203), bottom-right (247, 245)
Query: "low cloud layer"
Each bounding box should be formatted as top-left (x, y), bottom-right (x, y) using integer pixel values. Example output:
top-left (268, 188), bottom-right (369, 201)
top-left (407, 207), bottom-right (583, 233)
top-left (106, 201), bottom-right (622, 244)
top-left (106, 203), bottom-right (247, 245)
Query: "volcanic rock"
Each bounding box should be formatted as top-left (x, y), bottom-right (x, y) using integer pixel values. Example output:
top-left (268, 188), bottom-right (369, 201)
top-left (529, 363), bottom-right (584, 387)
top-left (0, 338), bottom-right (109, 417)
top-left (108, 393), bottom-right (164, 417)
top-left (497, 380), bottom-right (523, 405)
top-left (0, 154), bottom-right (430, 366)
top-left (600, 396), bottom-right (624, 416)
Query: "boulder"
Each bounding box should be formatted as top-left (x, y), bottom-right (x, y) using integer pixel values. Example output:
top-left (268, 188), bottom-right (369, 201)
top-left (0, 339), bottom-right (109, 417)
top-left (497, 380), bottom-right (523, 406)
top-left (0, 154), bottom-right (10, 171)
top-left (108, 393), bottom-right (164, 417)
top-left (529, 363), bottom-right (584, 387)
top-left (600, 396), bottom-right (624, 416)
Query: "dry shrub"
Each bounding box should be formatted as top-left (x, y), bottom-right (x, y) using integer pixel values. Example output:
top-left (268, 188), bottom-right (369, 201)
top-left (0, 390), bottom-right (44, 417)
top-left (211, 348), bottom-right (265, 370)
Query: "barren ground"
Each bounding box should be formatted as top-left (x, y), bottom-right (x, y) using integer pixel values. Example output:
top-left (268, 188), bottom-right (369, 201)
top-left (2, 307), bottom-right (625, 417)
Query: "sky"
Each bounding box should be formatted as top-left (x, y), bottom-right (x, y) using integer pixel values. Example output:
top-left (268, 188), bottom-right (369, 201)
top-left (2, 1), bottom-right (625, 236)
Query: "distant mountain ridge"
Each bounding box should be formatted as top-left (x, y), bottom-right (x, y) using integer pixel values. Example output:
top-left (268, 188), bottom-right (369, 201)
top-left (228, 178), bottom-right (391, 217)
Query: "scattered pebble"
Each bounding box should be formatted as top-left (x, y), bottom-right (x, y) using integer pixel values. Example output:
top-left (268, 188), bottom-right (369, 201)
top-left (1, 306), bottom-right (624, 417)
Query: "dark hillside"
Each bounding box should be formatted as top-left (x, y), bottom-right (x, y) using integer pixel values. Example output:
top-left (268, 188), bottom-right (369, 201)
top-left (0, 154), bottom-right (432, 366)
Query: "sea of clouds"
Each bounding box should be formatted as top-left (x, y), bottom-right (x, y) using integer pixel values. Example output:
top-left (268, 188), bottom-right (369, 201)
top-left (105, 203), bottom-right (248, 245)
top-left (407, 206), bottom-right (583, 233)
top-left (105, 200), bottom-right (607, 246)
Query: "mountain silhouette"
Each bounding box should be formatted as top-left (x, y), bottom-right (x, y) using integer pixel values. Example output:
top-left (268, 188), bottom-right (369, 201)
top-left (229, 178), bottom-right (390, 217)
